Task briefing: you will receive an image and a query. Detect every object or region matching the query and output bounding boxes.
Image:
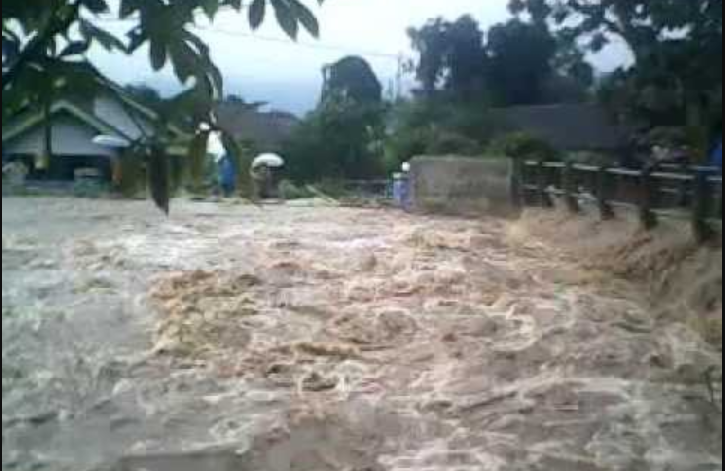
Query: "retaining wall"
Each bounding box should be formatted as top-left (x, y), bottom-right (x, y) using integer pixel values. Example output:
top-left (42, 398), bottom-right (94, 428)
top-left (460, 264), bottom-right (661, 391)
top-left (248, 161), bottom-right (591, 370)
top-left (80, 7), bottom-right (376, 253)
top-left (410, 156), bottom-right (516, 217)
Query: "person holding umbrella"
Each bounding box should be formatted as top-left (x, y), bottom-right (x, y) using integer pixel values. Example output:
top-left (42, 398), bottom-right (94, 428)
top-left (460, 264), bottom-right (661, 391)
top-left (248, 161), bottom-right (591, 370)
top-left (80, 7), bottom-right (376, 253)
top-left (250, 153), bottom-right (285, 200)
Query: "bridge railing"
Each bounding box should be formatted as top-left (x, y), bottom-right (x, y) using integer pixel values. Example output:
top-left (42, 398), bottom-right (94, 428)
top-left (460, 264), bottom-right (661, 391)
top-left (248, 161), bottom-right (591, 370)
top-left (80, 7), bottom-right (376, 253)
top-left (514, 160), bottom-right (723, 242)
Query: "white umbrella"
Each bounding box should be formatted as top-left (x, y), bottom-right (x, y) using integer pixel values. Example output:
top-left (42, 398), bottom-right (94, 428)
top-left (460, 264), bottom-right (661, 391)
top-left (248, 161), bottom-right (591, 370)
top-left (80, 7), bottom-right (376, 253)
top-left (252, 153), bottom-right (285, 169)
top-left (93, 135), bottom-right (131, 148)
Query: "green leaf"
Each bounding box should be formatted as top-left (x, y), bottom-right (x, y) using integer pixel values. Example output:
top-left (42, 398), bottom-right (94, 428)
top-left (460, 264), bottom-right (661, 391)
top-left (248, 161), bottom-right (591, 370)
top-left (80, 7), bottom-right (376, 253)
top-left (207, 61), bottom-right (225, 100)
top-left (188, 131), bottom-right (210, 191)
top-left (249, 0), bottom-right (267, 30)
top-left (59, 41), bottom-right (90, 57)
top-left (272, 0), bottom-right (299, 40)
top-left (150, 40), bottom-right (168, 71)
top-left (182, 30), bottom-right (211, 56)
top-left (169, 47), bottom-right (195, 83)
top-left (173, 30), bottom-right (224, 99)
top-left (81, 0), bottom-right (110, 15)
top-left (195, 72), bottom-right (218, 108)
top-left (47, 37), bottom-right (58, 57)
top-left (120, 0), bottom-right (142, 18)
top-left (291, 0), bottom-right (319, 37)
top-left (226, 0), bottom-right (245, 11)
top-left (201, 0), bottom-right (220, 20)
top-left (147, 146), bottom-right (171, 214)
top-left (590, 32), bottom-right (609, 52)
top-left (169, 37), bottom-right (204, 85)
top-left (80, 20), bottom-right (127, 51)
top-left (127, 28), bottom-right (147, 53)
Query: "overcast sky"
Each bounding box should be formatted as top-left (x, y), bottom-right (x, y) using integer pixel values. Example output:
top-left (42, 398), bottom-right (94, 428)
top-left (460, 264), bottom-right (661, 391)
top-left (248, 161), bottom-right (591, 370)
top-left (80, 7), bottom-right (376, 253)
top-left (90, 0), bottom-right (634, 115)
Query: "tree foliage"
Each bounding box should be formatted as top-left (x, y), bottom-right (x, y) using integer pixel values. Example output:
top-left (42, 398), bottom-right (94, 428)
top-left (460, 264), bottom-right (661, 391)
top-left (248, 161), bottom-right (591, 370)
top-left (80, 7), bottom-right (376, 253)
top-left (284, 57), bottom-right (386, 182)
top-left (384, 98), bottom-right (510, 165)
top-left (407, 14), bottom-right (592, 107)
top-left (487, 20), bottom-right (557, 105)
top-left (323, 56), bottom-right (383, 105)
top-left (407, 19), bottom-right (450, 96)
top-left (511, 0), bottom-right (723, 152)
top-left (444, 16), bottom-right (489, 100)
top-left (3, 0), bottom-right (324, 97)
top-left (397, 9), bottom-right (605, 164)
top-left (3, 0), bottom-right (324, 212)
top-left (489, 131), bottom-right (561, 161)
top-left (510, 0), bottom-right (721, 61)
top-left (407, 16), bottom-right (488, 100)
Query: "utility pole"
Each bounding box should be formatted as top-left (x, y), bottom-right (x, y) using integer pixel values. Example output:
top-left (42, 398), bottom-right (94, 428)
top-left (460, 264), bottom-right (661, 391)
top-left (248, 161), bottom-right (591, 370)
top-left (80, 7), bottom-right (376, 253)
top-left (395, 53), bottom-right (404, 101)
top-left (321, 63), bottom-right (331, 104)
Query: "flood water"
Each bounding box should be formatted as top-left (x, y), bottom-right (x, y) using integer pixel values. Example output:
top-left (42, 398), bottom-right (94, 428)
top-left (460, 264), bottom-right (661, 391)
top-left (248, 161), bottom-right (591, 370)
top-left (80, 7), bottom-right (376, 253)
top-left (2, 198), bottom-right (722, 471)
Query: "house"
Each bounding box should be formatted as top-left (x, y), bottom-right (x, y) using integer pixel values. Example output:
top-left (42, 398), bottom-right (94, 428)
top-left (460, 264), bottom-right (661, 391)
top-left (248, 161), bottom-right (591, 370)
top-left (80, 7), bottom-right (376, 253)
top-left (215, 102), bottom-right (299, 152)
top-left (495, 104), bottom-right (629, 153)
top-left (2, 83), bottom-right (186, 185)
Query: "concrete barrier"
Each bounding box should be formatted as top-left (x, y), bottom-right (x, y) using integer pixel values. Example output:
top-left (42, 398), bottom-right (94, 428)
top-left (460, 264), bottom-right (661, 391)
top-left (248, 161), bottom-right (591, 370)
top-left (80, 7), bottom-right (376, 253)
top-left (410, 156), bottom-right (517, 217)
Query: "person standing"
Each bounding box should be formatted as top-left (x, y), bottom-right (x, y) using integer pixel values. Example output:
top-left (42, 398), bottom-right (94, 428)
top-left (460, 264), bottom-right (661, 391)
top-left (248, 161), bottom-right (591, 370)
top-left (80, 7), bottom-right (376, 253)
top-left (205, 129), bottom-right (237, 198)
top-left (218, 154), bottom-right (237, 198)
top-left (392, 162), bottom-right (412, 211)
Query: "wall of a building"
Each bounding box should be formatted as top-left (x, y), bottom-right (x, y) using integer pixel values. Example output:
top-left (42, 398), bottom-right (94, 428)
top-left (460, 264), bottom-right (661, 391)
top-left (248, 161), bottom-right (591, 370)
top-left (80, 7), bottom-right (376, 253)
top-left (3, 114), bottom-right (119, 158)
top-left (410, 156), bottom-right (517, 217)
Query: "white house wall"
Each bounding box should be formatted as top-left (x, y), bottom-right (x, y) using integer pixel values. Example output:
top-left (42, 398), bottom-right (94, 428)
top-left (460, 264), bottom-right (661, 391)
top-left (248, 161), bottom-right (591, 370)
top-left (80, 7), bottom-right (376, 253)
top-left (94, 95), bottom-right (154, 141)
top-left (4, 114), bottom-right (119, 158)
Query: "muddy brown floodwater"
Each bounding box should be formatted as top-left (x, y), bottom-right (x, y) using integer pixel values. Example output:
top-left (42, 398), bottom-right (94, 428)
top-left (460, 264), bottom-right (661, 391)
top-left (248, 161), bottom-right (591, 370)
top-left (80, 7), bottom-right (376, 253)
top-left (2, 198), bottom-right (722, 471)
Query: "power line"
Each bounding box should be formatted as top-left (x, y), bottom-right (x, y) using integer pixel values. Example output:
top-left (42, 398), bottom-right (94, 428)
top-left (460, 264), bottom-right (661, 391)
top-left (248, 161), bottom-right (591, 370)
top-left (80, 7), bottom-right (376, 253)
top-left (95, 17), bottom-right (401, 61)
top-left (196, 25), bottom-right (401, 60)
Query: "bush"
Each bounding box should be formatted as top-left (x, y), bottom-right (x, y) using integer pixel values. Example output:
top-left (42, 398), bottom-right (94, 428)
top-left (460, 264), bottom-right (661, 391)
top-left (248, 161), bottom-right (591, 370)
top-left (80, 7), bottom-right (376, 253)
top-left (385, 127), bottom-right (431, 165)
top-left (489, 132), bottom-right (561, 161)
top-left (279, 179), bottom-right (314, 200)
top-left (426, 131), bottom-right (483, 156)
top-left (314, 179), bottom-right (349, 199)
top-left (384, 98), bottom-right (503, 164)
top-left (385, 127), bottom-right (485, 165)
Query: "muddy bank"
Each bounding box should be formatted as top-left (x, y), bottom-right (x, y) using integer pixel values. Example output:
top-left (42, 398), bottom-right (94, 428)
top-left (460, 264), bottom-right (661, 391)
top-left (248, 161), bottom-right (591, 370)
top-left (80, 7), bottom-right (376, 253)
top-left (2, 198), bottom-right (723, 471)
top-left (515, 210), bottom-right (723, 348)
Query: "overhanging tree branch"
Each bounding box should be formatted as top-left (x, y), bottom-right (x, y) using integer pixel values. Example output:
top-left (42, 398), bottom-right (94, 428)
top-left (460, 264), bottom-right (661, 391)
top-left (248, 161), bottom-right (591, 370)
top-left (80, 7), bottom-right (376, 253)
top-left (2, 1), bottom-right (82, 91)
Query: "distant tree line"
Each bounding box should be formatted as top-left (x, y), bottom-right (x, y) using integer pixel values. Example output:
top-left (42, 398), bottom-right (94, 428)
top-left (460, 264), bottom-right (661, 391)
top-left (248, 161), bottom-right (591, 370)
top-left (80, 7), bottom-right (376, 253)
top-left (281, 5), bottom-right (607, 183)
top-left (512, 0), bottom-right (722, 155)
top-left (407, 12), bottom-right (594, 107)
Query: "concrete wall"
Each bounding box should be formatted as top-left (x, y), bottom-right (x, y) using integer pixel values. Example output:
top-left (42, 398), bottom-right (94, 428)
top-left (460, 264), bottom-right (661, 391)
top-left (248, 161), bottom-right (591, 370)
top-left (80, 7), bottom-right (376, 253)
top-left (410, 156), bottom-right (517, 217)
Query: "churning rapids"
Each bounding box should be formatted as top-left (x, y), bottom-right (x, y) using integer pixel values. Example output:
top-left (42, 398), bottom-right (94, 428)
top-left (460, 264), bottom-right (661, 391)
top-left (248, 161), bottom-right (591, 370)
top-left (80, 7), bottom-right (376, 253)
top-left (2, 198), bottom-right (722, 471)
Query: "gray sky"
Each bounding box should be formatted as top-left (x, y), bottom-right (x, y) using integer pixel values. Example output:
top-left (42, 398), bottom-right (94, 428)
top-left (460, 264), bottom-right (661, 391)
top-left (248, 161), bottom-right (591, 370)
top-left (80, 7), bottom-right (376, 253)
top-left (90, 0), bottom-right (634, 115)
